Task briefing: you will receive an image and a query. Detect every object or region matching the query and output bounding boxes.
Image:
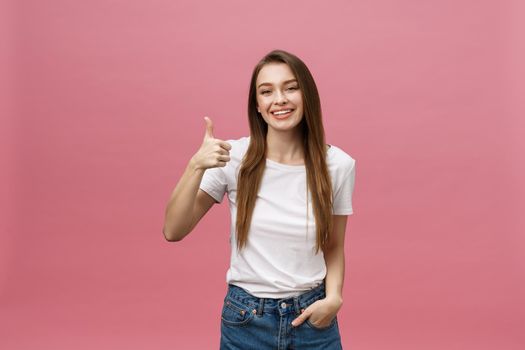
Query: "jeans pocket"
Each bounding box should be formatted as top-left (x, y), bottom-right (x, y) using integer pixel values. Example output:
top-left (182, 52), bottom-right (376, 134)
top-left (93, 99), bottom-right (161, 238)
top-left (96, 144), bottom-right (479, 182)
top-left (221, 297), bottom-right (254, 326)
top-left (305, 315), bottom-right (337, 331)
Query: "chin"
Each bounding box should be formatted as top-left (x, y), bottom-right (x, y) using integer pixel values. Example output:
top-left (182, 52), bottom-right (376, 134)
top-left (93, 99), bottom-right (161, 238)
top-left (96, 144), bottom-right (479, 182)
top-left (270, 122), bottom-right (302, 131)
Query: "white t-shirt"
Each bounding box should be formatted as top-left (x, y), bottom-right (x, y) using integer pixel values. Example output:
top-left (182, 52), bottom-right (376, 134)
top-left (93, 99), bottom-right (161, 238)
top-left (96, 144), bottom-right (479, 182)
top-left (199, 136), bottom-right (356, 298)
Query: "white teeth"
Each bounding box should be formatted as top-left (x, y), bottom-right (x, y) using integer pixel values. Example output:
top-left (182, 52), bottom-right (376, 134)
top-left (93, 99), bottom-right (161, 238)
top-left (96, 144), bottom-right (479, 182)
top-left (272, 109), bottom-right (292, 115)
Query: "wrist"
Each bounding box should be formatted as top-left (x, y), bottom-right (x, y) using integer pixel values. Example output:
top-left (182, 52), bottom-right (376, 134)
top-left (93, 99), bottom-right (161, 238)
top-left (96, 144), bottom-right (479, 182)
top-left (188, 157), bottom-right (203, 172)
top-left (325, 294), bottom-right (343, 305)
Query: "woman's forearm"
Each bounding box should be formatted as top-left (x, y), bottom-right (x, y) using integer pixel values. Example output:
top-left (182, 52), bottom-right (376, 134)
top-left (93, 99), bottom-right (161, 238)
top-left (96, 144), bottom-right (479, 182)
top-left (162, 158), bottom-right (205, 241)
top-left (324, 244), bottom-right (345, 302)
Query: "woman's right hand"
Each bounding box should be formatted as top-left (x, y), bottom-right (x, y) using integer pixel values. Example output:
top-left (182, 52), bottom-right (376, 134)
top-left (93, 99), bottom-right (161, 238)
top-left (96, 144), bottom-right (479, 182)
top-left (191, 116), bottom-right (232, 170)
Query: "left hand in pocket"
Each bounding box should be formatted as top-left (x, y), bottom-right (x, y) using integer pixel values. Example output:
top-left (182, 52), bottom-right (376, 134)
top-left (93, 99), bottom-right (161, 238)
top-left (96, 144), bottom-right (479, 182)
top-left (291, 296), bottom-right (342, 328)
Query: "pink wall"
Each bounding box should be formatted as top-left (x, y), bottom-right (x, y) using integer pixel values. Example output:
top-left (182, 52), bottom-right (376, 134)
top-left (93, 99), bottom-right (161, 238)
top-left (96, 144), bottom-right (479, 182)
top-left (2, 0), bottom-right (524, 349)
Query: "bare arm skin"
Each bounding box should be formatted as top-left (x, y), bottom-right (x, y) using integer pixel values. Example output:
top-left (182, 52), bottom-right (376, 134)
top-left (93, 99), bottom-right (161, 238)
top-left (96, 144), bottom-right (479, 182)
top-left (291, 214), bottom-right (348, 328)
top-left (162, 160), bottom-right (217, 241)
top-left (162, 116), bottom-right (231, 242)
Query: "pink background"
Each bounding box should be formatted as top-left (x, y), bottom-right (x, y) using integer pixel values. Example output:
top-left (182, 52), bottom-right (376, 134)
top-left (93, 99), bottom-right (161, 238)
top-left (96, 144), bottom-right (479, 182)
top-left (2, 0), bottom-right (524, 349)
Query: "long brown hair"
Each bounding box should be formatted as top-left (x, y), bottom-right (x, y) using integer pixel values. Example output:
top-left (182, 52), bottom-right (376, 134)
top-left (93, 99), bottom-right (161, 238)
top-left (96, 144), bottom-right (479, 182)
top-left (235, 49), bottom-right (334, 254)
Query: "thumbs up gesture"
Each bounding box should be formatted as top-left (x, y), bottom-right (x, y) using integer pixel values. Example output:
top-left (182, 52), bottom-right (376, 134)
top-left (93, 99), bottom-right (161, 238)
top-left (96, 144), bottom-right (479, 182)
top-left (191, 116), bottom-right (232, 170)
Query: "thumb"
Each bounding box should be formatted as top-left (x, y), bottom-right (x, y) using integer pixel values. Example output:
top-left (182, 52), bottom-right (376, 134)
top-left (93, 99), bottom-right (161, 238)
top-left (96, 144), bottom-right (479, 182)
top-left (203, 116), bottom-right (214, 139)
top-left (291, 308), bottom-right (308, 327)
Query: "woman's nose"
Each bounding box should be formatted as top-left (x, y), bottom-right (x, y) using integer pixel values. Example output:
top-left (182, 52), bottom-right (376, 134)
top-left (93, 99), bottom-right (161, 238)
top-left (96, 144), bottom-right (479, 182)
top-left (274, 91), bottom-right (288, 104)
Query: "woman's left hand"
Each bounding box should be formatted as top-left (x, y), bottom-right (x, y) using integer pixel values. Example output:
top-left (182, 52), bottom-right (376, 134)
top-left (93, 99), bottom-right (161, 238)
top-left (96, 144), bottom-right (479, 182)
top-left (291, 296), bottom-right (342, 328)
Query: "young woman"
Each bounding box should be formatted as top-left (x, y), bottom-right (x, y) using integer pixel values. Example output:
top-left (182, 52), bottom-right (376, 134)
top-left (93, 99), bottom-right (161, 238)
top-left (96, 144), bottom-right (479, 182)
top-left (163, 49), bottom-right (356, 349)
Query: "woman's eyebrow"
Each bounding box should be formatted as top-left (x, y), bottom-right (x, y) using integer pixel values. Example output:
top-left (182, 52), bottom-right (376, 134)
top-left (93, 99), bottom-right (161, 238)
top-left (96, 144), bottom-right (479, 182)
top-left (257, 79), bottom-right (297, 88)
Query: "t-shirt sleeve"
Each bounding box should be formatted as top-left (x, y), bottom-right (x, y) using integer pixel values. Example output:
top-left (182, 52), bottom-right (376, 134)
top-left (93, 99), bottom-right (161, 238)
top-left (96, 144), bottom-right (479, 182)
top-left (332, 159), bottom-right (356, 215)
top-left (199, 166), bottom-right (227, 204)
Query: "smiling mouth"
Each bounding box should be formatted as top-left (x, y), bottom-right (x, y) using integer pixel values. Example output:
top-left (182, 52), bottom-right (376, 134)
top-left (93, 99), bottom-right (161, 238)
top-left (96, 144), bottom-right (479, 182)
top-left (271, 109), bottom-right (294, 118)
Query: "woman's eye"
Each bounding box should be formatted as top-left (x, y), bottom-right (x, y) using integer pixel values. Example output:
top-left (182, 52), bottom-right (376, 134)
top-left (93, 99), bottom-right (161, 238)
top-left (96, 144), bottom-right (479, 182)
top-left (261, 87), bottom-right (297, 95)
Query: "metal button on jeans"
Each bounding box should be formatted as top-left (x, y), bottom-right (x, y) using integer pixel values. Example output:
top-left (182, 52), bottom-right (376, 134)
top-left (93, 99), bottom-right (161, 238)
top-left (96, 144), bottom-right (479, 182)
top-left (281, 302), bottom-right (287, 309)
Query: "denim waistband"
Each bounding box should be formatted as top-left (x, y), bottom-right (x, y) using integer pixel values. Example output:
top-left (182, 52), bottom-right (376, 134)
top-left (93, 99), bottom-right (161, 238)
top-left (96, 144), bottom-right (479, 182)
top-left (224, 281), bottom-right (327, 316)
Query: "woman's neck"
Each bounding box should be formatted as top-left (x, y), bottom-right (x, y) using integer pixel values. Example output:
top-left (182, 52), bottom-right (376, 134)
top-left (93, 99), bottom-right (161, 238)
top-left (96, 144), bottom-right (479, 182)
top-left (265, 129), bottom-right (304, 165)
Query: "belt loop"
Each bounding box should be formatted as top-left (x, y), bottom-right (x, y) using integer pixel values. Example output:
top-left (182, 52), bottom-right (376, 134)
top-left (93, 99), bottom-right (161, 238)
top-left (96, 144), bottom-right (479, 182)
top-left (257, 298), bottom-right (265, 316)
top-left (293, 296), bottom-right (301, 315)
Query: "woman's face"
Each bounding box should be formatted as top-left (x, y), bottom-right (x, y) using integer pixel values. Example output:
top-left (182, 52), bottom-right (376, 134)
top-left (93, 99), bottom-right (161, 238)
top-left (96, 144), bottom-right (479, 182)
top-left (255, 63), bottom-right (304, 133)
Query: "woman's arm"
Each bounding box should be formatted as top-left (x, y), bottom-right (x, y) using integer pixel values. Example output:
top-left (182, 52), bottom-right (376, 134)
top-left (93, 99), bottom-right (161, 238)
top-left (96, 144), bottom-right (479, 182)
top-left (162, 159), bottom-right (207, 241)
top-left (323, 214), bottom-right (348, 302)
top-left (162, 117), bottom-right (231, 241)
top-left (291, 215), bottom-right (348, 327)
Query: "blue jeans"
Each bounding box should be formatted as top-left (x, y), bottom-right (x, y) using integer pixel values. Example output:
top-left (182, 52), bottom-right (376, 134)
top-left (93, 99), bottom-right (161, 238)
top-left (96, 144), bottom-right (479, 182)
top-left (220, 281), bottom-right (343, 349)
